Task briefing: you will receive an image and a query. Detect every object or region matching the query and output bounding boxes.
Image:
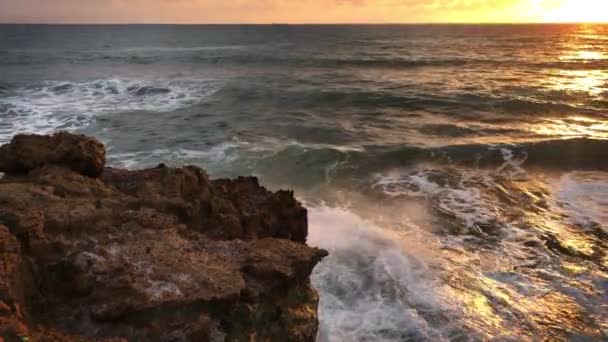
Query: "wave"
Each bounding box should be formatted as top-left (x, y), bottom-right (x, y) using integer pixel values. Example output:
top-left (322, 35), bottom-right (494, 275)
top-left (308, 205), bottom-right (459, 341)
top-left (307, 177), bottom-right (608, 339)
top-left (146, 55), bottom-right (603, 72)
top-left (240, 138), bottom-right (608, 185)
top-left (533, 60), bottom-right (608, 70)
top-left (555, 172), bottom-right (608, 229)
top-left (0, 49), bottom-right (471, 68)
top-left (417, 123), bottom-right (527, 138)
top-left (212, 84), bottom-right (604, 117)
top-left (98, 45), bottom-right (251, 53)
top-left (107, 143), bottom-right (240, 171)
top-left (373, 168), bottom-right (506, 231)
top-left (360, 138), bottom-right (607, 172)
top-left (0, 78), bottom-right (218, 143)
top-left (3, 47), bottom-right (607, 72)
top-left (0, 83), bottom-right (10, 95)
top-left (425, 138), bottom-right (608, 170)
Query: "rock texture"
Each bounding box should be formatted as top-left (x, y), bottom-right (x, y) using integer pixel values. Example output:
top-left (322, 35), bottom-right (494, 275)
top-left (0, 132), bottom-right (106, 177)
top-left (0, 133), bottom-right (327, 341)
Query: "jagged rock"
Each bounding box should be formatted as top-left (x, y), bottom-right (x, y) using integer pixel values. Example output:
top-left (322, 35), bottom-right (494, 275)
top-left (102, 167), bottom-right (308, 242)
top-left (0, 132), bottom-right (327, 341)
top-left (0, 132), bottom-right (106, 178)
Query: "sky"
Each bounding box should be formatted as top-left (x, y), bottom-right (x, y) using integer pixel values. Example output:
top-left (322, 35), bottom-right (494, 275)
top-left (0, 0), bottom-right (607, 24)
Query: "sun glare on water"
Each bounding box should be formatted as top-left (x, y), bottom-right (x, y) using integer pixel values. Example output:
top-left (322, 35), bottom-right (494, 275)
top-left (542, 0), bottom-right (608, 23)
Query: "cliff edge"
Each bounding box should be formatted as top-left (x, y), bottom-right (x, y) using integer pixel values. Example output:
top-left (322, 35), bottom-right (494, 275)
top-left (0, 132), bottom-right (328, 341)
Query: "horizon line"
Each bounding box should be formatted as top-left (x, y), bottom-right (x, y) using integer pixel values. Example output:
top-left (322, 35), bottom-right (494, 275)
top-left (0, 21), bottom-right (606, 25)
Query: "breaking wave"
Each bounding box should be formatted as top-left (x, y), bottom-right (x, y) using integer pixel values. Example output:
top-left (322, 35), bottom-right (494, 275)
top-left (0, 78), bottom-right (217, 143)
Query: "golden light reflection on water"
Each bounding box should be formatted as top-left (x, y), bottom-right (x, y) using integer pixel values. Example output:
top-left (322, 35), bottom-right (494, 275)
top-left (448, 269), bottom-right (603, 339)
top-left (551, 70), bottom-right (607, 95)
top-left (461, 290), bottom-right (504, 330)
top-left (559, 232), bottom-right (596, 256)
top-left (438, 171), bottom-right (608, 339)
top-left (455, 263), bottom-right (607, 338)
top-left (448, 279), bottom-right (506, 338)
top-left (561, 50), bottom-right (607, 61)
top-left (551, 26), bottom-right (607, 97)
top-left (530, 209), bottom-right (597, 258)
top-left (561, 260), bottom-right (587, 275)
top-left (530, 116), bottom-right (608, 139)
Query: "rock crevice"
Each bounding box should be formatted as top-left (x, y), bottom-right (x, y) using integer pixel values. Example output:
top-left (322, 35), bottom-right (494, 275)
top-left (0, 132), bottom-right (327, 341)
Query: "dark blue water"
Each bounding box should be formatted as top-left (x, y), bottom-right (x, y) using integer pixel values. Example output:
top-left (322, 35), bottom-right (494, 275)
top-left (1, 24), bottom-right (607, 341)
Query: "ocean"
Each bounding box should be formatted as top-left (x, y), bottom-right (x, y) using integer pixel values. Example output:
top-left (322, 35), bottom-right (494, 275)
top-left (1, 24), bottom-right (607, 341)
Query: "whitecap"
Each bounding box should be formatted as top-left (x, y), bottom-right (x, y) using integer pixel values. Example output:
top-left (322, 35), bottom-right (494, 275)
top-left (0, 78), bottom-right (218, 143)
top-left (308, 205), bottom-right (457, 342)
top-left (373, 169), bottom-right (500, 230)
top-left (108, 142), bottom-right (239, 170)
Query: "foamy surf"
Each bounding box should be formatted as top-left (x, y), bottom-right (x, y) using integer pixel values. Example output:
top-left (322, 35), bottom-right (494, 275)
top-left (373, 168), bottom-right (501, 231)
top-left (107, 142), bottom-right (240, 174)
top-left (308, 205), bottom-right (456, 342)
top-left (0, 78), bottom-right (218, 143)
top-left (366, 162), bottom-right (608, 340)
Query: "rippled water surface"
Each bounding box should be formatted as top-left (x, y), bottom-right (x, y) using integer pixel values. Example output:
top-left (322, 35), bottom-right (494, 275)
top-left (1, 24), bottom-right (607, 341)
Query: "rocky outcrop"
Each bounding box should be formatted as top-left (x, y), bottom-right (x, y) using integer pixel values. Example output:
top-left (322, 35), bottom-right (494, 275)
top-left (0, 132), bottom-right (106, 177)
top-left (0, 133), bottom-right (327, 341)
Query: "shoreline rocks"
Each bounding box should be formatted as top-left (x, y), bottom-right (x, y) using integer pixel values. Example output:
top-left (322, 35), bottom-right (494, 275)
top-left (0, 132), bottom-right (106, 177)
top-left (0, 132), bottom-right (327, 341)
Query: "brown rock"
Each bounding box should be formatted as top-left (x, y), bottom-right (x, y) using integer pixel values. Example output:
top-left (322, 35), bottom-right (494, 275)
top-left (0, 132), bottom-right (106, 178)
top-left (102, 166), bottom-right (309, 243)
top-left (0, 133), bottom-right (327, 341)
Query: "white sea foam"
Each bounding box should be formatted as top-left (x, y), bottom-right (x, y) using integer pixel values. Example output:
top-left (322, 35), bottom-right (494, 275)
top-left (495, 147), bottom-right (528, 179)
top-left (0, 78), bottom-right (217, 143)
top-left (374, 169), bottom-right (500, 230)
top-left (108, 142), bottom-right (239, 170)
top-left (371, 145), bottom-right (535, 232)
top-left (232, 134), bottom-right (365, 154)
top-left (286, 140), bottom-right (366, 153)
top-left (308, 205), bottom-right (455, 342)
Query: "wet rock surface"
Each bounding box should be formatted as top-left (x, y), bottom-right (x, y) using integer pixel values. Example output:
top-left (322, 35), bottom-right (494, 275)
top-left (0, 133), bottom-right (327, 341)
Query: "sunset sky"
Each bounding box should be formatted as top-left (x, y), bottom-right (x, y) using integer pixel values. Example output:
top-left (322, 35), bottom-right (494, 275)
top-left (0, 0), bottom-right (607, 24)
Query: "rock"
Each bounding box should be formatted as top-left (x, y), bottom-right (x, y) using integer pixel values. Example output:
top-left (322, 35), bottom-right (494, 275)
top-left (0, 132), bottom-right (106, 178)
top-left (0, 224), bottom-right (30, 341)
top-left (0, 133), bottom-right (327, 341)
top-left (102, 167), bottom-right (308, 242)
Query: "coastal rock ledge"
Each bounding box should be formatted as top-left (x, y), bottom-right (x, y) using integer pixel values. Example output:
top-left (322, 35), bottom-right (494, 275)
top-left (0, 132), bottom-right (328, 341)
